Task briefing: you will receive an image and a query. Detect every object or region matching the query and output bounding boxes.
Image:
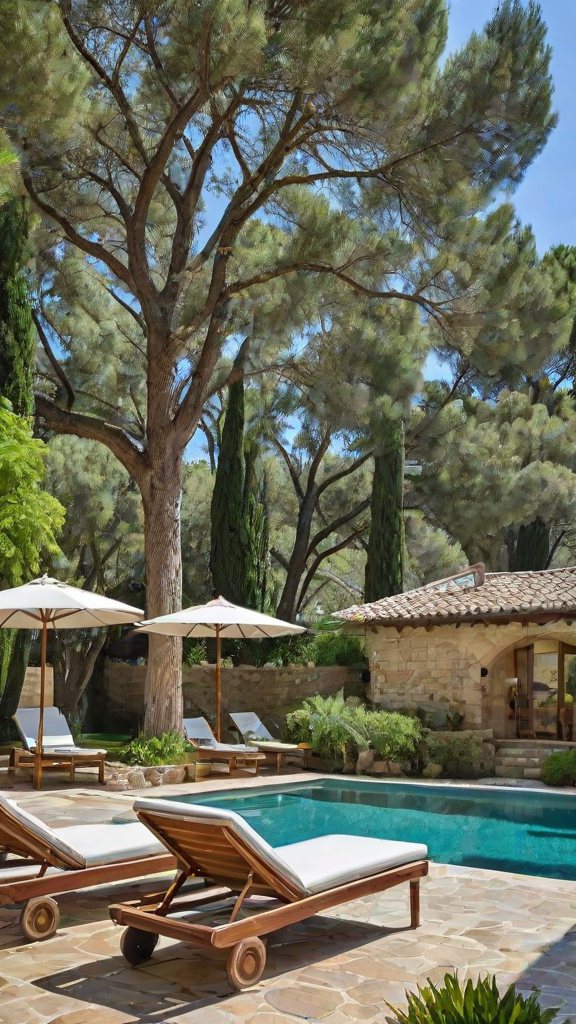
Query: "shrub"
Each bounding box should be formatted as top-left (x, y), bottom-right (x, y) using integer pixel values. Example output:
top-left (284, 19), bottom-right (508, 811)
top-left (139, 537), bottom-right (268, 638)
top-left (364, 710), bottom-right (421, 764)
top-left (183, 639), bottom-right (207, 666)
top-left (422, 762), bottom-right (443, 779)
top-left (541, 749), bottom-right (576, 787)
top-left (119, 732), bottom-right (191, 766)
top-left (285, 693), bottom-right (368, 766)
top-left (416, 703), bottom-right (464, 731)
top-left (301, 631), bottom-right (367, 667)
top-left (285, 695), bottom-right (420, 769)
top-left (385, 972), bottom-right (565, 1024)
top-left (423, 731), bottom-right (485, 778)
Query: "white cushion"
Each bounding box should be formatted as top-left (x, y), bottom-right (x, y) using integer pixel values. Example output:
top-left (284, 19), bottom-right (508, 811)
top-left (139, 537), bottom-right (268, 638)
top-left (230, 712), bottom-right (274, 742)
top-left (133, 799), bottom-right (427, 896)
top-left (183, 718), bottom-right (255, 752)
top-left (276, 834), bottom-right (428, 894)
top-left (40, 746), bottom-right (106, 756)
top-left (14, 707), bottom-right (74, 750)
top-left (248, 740), bottom-right (304, 753)
top-left (0, 794), bottom-right (84, 868)
top-left (56, 822), bottom-right (165, 866)
top-left (134, 798), bottom-right (308, 895)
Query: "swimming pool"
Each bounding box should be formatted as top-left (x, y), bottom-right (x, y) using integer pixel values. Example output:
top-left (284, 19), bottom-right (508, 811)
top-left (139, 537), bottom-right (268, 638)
top-left (166, 778), bottom-right (576, 880)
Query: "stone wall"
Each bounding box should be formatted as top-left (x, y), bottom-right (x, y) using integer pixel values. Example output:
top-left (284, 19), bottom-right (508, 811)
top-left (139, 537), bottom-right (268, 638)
top-left (365, 620), bottom-right (576, 736)
top-left (20, 666), bottom-right (54, 708)
top-left (103, 662), bottom-right (360, 733)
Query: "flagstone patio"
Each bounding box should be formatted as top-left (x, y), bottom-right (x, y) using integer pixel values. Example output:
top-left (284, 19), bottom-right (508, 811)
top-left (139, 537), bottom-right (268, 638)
top-left (1, 777), bottom-right (576, 1024)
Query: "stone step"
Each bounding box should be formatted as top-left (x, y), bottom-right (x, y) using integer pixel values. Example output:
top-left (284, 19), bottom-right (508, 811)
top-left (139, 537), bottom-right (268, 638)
top-left (495, 766), bottom-right (524, 778)
top-left (495, 747), bottom-right (560, 758)
top-left (494, 756), bottom-right (543, 767)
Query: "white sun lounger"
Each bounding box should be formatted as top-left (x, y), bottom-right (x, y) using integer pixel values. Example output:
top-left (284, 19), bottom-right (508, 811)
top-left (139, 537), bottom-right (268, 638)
top-left (183, 717), bottom-right (265, 774)
top-left (230, 711), bottom-right (309, 772)
top-left (11, 707), bottom-right (107, 784)
top-left (0, 794), bottom-right (175, 941)
top-left (110, 798), bottom-right (428, 990)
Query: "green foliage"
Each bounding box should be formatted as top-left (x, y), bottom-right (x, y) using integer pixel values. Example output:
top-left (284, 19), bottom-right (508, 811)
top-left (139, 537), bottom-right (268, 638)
top-left (183, 639), bottom-right (207, 667)
top-left (422, 762), bottom-right (443, 779)
top-left (0, 198), bottom-right (34, 417)
top-left (0, 399), bottom-right (64, 587)
top-left (119, 733), bottom-right (191, 767)
top-left (423, 731), bottom-right (486, 778)
top-left (301, 631), bottom-right (367, 667)
top-left (385, 972), bottom-right (564, 1024)
top-left (541, 749), bottom-right (576, 787)
top-left (285, 693), bottom-right (421, 767)
top-left (210, 348), bottom-right (270, 611)
top-left (417, 704), bottom-right (464, 731)
top-left (365, 421), bottom-right (405, 601)
top-left (364, 710), bottom-right (421, 763)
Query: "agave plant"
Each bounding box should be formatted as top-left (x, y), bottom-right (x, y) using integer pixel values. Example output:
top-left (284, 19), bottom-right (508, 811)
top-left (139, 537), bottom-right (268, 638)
top-left (385, 973), bottom-right (566, 1024)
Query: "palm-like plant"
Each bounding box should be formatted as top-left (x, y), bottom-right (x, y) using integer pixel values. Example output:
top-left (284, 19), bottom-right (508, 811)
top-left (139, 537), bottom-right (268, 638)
top-left (386, 973), bottom-right (566, 1024)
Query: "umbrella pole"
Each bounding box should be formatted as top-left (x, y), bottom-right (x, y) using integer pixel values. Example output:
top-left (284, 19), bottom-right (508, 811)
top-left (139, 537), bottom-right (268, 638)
top-left (34, 616), bottom-right (48, 790)
top-left (215, 624), bottom-right (221, 741)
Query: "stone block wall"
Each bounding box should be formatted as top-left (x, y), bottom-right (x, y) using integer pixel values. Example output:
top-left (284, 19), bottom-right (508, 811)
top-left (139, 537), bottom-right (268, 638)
top-left (103, 662), bottom-right (359, 733)
top-left (364, 620), bottom-right (576, 736)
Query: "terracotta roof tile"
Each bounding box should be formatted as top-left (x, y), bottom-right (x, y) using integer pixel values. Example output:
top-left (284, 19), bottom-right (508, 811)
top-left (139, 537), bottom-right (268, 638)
top-left (336, 564), bottom-right (576, 627)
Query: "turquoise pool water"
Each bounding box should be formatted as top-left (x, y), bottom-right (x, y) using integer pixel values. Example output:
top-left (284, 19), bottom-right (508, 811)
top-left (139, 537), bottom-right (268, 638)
top-left (167, 779), bottom-right (576, 880)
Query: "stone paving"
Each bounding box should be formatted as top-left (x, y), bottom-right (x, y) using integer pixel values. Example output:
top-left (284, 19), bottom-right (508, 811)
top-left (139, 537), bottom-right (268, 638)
top-left (1, 774), bottom-right (576, 1023)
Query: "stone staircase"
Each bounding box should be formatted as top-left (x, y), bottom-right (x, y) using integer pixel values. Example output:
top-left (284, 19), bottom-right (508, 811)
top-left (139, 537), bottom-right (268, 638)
top-left (494, 739), bottom-right (576, 780)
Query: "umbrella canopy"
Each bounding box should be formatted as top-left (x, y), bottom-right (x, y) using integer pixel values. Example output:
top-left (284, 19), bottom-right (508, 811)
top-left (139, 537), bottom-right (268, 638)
top-left (138, 596), bottom-right (306, 738)
top-left (138, 596), bottom-right (307, 639)
top-left (0, 576), bottom-right (143, 788)
top-left (0, 576), bottom-right (143, 629)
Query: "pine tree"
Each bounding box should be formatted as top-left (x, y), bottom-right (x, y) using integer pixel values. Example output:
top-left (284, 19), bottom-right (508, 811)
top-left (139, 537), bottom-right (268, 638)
top-left (0, 0), bottom-right (561, 732)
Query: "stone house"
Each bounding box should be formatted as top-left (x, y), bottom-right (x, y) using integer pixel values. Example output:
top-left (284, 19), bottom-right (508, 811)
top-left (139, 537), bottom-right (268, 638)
top-left (337, 564), bottom-right (576, 740)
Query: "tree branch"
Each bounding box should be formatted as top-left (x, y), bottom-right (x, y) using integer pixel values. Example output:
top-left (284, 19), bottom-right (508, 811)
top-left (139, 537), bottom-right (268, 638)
top-left (33, 311), bottom-right (75, 412)
top-left (35, 392), bottom-right (146, 482)
top-left (307, 499), bottom-right (370, 556)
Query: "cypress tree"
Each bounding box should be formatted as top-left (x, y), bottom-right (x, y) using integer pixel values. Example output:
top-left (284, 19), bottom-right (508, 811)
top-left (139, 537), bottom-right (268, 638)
top-left (210, 357), bottom-right (269, 611)
top-left (0, 199), bottom-right (34, 415)
top-left (0, 198), bottom-right (35, 734)
top-left (510, 517), bottom-right (550, 571)
top-left (210, 374), bottom-right (247, 605)
top-left (364, 421), bottom-right (405, 602)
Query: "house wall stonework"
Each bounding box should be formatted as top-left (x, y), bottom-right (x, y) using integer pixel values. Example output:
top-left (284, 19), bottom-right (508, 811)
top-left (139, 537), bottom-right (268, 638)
top-left (364, 620), bottom-right (576, 735)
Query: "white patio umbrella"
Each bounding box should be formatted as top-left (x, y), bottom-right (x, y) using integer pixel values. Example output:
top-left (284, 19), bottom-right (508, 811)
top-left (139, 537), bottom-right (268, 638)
top-left (137, 596), bottom-right (306, 740)
top-left (0, 576), bottom-right (143, 788)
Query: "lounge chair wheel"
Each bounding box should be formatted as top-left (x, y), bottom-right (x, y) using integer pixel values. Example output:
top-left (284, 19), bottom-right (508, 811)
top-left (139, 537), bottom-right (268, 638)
top-left (120, 926), bottom-right (159, 966)
top-left (19, 897), bottom-right (60, 942)
top-left (226, 937), bottom-right (266, 990)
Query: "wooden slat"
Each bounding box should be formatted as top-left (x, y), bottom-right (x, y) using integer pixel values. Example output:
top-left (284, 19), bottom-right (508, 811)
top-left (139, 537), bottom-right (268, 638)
top-left (0, 853), bottom-right (176, 906)
top-left (109, 861), bottom-right (428, 953)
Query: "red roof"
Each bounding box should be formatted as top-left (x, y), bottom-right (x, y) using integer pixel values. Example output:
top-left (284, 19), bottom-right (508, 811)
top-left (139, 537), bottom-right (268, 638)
top-left (336, 564), bottom-right (576, 627)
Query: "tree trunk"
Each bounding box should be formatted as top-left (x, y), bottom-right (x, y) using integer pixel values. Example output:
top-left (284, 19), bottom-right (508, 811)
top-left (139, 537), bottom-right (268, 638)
top-left (364, 421), bottom-right (405, 602)
top-left (53, 632), bottom-right (108, 721)
top-left (142, 452), bottom-right (184, 736)
top-left (276, 498), bottom-right (316, 622)
top-left (0, 630), bottom-right (31, 739)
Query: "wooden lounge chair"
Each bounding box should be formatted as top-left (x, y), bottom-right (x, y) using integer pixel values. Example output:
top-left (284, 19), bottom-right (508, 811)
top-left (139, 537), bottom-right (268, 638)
top-left (230, 711), bottom-right (309, 773)
top-left (109, 798), bottom-right (428, 990)
top-left (10, 707), bottom-right (107, 785)
top-left (0, 793), bottom-right (176, 942)
top-left (183, 717), bottom-right (265, 775)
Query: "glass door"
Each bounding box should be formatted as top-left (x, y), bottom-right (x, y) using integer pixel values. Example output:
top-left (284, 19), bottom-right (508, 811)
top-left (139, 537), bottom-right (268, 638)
top-left (514, 645), bottom-right (534, 737)
top-left (560, 642), bottom-right (576, 740)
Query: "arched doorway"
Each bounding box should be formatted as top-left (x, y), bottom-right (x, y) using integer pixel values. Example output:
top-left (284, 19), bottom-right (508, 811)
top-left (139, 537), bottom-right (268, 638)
top-left (513, 640), bottom-right (576, 739)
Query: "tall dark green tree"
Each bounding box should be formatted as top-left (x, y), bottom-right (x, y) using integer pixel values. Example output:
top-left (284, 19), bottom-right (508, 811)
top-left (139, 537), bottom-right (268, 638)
top-left (365, 422), bottom-right (406, 601)
top-left (210, 349), bottom-right (269, 610)
top-left (0, 198), bottom-right (36, 733)
top-left (0, 199), bottom-right (34, 415)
